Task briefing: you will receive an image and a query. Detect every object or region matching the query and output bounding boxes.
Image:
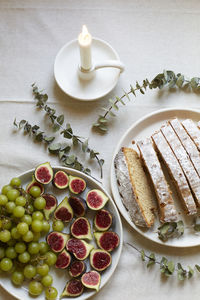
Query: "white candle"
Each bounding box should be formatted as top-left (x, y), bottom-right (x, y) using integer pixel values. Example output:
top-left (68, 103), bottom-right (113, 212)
top-left (78, 25), bottom-right (92, 70)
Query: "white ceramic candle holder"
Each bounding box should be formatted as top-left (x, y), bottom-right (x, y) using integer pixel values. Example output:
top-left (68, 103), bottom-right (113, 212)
top-left (54, 38), bottom-right (125, 101)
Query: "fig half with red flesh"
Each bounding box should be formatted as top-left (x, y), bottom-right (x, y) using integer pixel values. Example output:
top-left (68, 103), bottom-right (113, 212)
top-left (43, 194), bottom-right (57, 220)
top-left (86, 189), bottom-right (109, 210)
top-left (81, 271), bottom-right (101, 291)
top-left (35, 162), bottom-right (53, 185)
top-left (53, 170), bottom-right (69, 189)
top-left (94, 209), bottom-right (112, 231)
top-left (69, 176), bottom-right (86, 194)
top-left (71, 217), bottom-right (92, 240)
top-left (94, 232), bottom-right (120, 252)
top-left (66, 238), bottom-right (94, 260)
top-left (69, 260), bottom-right (86, 278)
top-left (47, 231), bottom-right (70, 253)
top-left (61, 279), bottom-right (84, 298)
top-left (26, 175), bottom-right (44, 195)
top-left (54, 197), bottom-right (73, 223)
top-left (55, 249), bottom-right (71, 269)
top-left (90, 249), bottom-right (111, 271)
top-left (69, 196), bottom-right (87, 217)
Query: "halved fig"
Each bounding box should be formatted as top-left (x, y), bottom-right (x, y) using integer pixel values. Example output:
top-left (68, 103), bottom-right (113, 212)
top-left (61, 279), bottom-right (84, 298)
top-left (86, 189), bottom-right (109, 210)
top-left (47, 231), bottom-right (70, 253)
top-left (69, 196), bottom-right (87, 217)
top-left (69, 176), bottom-right (86, 194)
top-left (35, 162), bottom-right (53, 185)
top-left (54, 197), bottom-right (73, 222)
top-left (55, 249), bottom-right (71, 269)
top-left (66, 238), bottom-right (94, 260)
top-left (43, 194), bottom-right (57, 220)
top-left (53, 170), bottom-right (69, 189)
top-left (69, 260), bottom-right (86, 277)
top-left (71, 217), bottom-right (92, 240)
top-left (81, 271), bottom-right (101, 291)
top-left (94, 209), bottom-right (112, 231)
top-left (26, 175), bottom-right (44, 195)
top-left (94, 232), bottom-right (120, 252)
top-left (90, 249), bottom-right (111, 271)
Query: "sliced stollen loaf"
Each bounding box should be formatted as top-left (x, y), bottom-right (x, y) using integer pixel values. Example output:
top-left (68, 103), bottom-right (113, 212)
top-left (114, 147), bottom-right (156, 228)
top-left (152, 131), bottom-right (197, 215)
top-left (182, 119), bottom-right (200, 152)
top-left (169, 118), bottom-right (200, 178)
top-left (161, 123), bottom-right (200, 207)
top-left (137, 138), bottom-right (178, 223)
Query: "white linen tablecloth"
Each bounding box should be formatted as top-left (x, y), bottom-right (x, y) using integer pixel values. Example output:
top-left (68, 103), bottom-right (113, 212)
top-left (1, 0), bottom-right (200, 299)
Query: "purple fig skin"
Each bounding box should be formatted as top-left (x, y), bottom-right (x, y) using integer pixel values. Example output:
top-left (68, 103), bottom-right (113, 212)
top-left (53, 171), bottom-right (69, 189)
top-left (66, 238), bottom-right (94, 260)
top-left (86, 189), bottom-right (109, 210)
top-left (69, 260), bottom-right (86, 277)
top-left (54, 197), bottom-right (73, 223)
top-left (81, 271), bottom-right (101, 291)
top-left (94, 209), bottom-right (112, 231)
top-left (69, 176), bottom-right (86, 194)
top-left (47, 231), bottom-right (69, 253)
top-left (35, 162), bottom-right (53, 185)
top-left (61, 279), bottom-right (84, 298)
top-left (94, 232), bottom-right (120, 252)
top-left (69, 196), bottom-right (87, 217)
top-left (90, 249), bottom-right (111, 272)
top-left (55, 249), bottom-right (71, 269)
top-left (71, 217), bottom-right (92, 240)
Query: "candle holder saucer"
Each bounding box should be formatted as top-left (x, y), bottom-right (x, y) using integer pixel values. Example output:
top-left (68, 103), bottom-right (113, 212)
top-left (54, 38), bottom-right (124, 101)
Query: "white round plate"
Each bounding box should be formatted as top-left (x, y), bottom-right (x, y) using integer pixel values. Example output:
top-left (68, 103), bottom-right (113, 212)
top-left (54, 38), bottom-right (121, 101)
top-left (110, 107), bottom-right (200, 248)
top-left (0, 166), bottom-right (123, 300)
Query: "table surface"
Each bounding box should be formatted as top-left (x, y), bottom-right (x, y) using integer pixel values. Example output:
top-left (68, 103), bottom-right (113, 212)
top-left (1, 0), bottom-right (200, 299)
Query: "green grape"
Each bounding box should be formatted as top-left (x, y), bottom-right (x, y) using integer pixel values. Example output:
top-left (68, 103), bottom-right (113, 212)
top-left (15, 196), bottom-right (26, 206)
top-left (15, 242), bottom-right (26, 254)
top-left (45, 252), bottom-right (57, 266)
top-left (6, 247), bottom-right (17, 259)
top-left (7, 189), bottom-right (20, 201)
top-left (36, 263), bottom-right (49, 276)
top-left (11, 227), bottom-right (21, 240)
top-left (0, 247), bottom-right (5, 259)
top-left (1, 184), bottom-right (12, 195)
top-left (10, 177), bottom-right (21, 187)
top-left (0, 195), bottom-right (8, 206)
top-left (18, 251), bottom-right (30, 263)
top-left (32, 232), bottom-right (41, 242)
top-left (21, 214), bottom-right (32, 225)
top-left (32, 211), bottom-right (44, 221)
top-left (6, 201), bottom-right (16, 213)
top-left (29, 280), bottom-right (43, 296)
top-left (13, 206), bottom-right (25, 218)
top-left (52, 220), bottom-right (64, 232)
top-left (0, 229), bottom-right (11, 242)
top-left (34, 197), bottom-right (46, 210)
top-left (28, 242), bottom-right (40, 255)
top-left (42, 220), bottom-right (50, 232)
top-left (23, 264), bottom-right (37, 279)
top-left (11, 270), bottom-right (24, 285)
top-left (39, 242), bottom-right (49, 255)
top-left (0, 258), bottom-right (13, 271)
top-left (29, 186), bottom-right (41, 198)
top-left (22, 230), bottom-right (34, 243)
top-left (2, 219), bottom-right (12, 230)
top-left (7, 239), bottom-right (16, 247)
top-left (17, 222), bottom-right (29, 235)
top-left (32, 220), bottom-right (43, 232)
top-left (45, 287), bottom-right (58, 300)
top-left (27, 204), bottom-right (34, 214)
top-left (41, 274), bottom-right (53, 287)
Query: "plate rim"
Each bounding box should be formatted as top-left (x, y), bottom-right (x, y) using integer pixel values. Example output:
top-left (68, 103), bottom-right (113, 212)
top-left (0, 166), bottom-right (123, 300)
top-left (110, 107), bottom-right (200, 248)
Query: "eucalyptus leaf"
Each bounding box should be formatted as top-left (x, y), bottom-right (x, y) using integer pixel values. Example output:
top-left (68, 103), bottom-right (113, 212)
top-left (13, 118), bottom-right (18, 127)
top-left (57, 114), bottom-right (64, 125)
top-left (19, 120), bottom-right (27, 129)
top-left (53, 123), bottom-right (60, 132)
top-left (195, 264), bottom-right (200, 272)
top-left (48, 143), bottom-right (61, 154)
top-left (66, 155), bottom-right (76, 165)
top-left (44, 136), bottom-right (55, 144)
top-left (188, 266), bottom-right (194, 278)
top-left (140, 250), bottom-right (145, 261)
top-left (82, 139), bottom-right (88, 152)
top-left (72, 136), bottom-right (78, 146)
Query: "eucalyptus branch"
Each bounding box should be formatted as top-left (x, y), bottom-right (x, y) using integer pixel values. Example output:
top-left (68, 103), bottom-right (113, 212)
top-left (93, 70), bottom-right (200, 133)
top-left (127, 242), bottom-right (199, 280)
top-left (32, 84), bottom-right (104, 178)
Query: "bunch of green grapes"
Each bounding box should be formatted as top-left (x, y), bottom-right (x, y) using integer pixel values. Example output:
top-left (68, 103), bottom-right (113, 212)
top-left (0, 177), bottom-right (58, 300)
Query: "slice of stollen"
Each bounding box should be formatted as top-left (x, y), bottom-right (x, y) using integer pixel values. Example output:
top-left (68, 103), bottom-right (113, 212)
top-left (169, 118), bottom-right (200, 178)
top-left (137, 138), bottom-right (178, 223)
top-left (114, 147), bottom-right (155, 228)
top-left (152, 130), bottom-right (197, 215)
top-left (182, 119), bottom-right (200, 152)
top-left (161, 123), bottom-right (200, 207)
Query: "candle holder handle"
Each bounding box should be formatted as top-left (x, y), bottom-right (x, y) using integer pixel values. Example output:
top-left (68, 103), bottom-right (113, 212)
top-left (94, 60), bottom-right (125, 73)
